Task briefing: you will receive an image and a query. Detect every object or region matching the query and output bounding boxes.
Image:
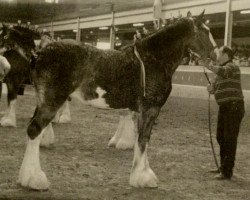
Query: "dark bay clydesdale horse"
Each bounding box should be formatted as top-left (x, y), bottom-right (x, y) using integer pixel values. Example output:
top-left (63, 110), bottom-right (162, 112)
top-left (0, 25), bottom-right (71, 128)
top-left (0, 11), bottom-right (216, 190)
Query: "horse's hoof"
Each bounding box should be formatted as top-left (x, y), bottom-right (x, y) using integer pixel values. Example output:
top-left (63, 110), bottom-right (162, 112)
top-left (108, 136), bottom-right (118, 148)
top-left (129, 167), bottom-right (158, 188)
top-left (0, 117), bottom-right (16, 127)
top-left (57, 115), bottom-right (71, 123)
top-left (18, 169), bottom-right (50, 191)
top-left (116, 139), bottom-right (134, 150)
top-left (40, 136), bottom-right (54, 148)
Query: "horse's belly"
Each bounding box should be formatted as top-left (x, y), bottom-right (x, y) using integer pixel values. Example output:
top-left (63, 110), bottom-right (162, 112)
top-left (70, 87), bottom-right (111, 109)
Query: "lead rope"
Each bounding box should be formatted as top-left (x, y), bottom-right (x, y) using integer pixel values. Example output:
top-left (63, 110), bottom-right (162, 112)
top-left (205, 28), bottom-right (221, 171)
top-left (134, 45), bottom-right (146, 97)
top-left (189, 46), bottom-right (220, 171)
top-left (203, 68), bottom-right (220, 172)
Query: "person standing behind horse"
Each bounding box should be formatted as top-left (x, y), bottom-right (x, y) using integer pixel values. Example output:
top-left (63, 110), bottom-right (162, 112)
top-left (203, 46), bottom-right (245, 180)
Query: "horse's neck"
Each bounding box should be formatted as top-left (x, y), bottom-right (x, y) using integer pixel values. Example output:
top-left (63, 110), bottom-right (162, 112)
top-left (137, 20), bottom-right (193, 67)
top-left (137, 36), bottom-right (190, 75)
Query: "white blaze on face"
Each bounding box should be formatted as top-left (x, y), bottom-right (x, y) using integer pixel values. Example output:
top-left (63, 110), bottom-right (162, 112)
top-left (15, 45), bottom-right (29, 61)
top-left (202, 23), bottom-right (220, 59)
top-left (202, 23), bottom-right (217, 47)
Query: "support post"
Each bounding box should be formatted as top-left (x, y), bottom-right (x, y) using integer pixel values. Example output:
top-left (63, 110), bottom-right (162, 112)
top-left (109, 4), bottom-right (115, 50)
top-left (50, 20), bottom-right (54, 40)
top-left (50, 0), bottom-right (55, 40)
top-left (76, 17), bottom-right (81, 42)
top-left (224, 0), bottom-right (233, 47)
top-left (153, 0), bottom-right (163, 30)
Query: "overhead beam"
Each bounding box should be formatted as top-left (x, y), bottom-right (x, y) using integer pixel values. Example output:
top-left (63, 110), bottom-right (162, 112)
top-left (38, 0), bottom-right (250, 32)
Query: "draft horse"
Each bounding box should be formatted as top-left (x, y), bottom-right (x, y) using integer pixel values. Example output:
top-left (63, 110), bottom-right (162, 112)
top-left (0, 11), bottom-right (216, 190)
top-left (0, 25), bottom-right (71, 127)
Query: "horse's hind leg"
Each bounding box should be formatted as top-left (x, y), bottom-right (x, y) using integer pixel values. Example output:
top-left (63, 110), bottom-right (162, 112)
top-left (40, 122), bottom-right (55, 148)
top-left (18, 101), bottom-right (62, 190)
top-left (0, 81), bottom-right (18, 127)
top-left (130, 106), bottom-right (160, 188)
top-left (108, 110), bottom-right (137, 150)
top-left (53, 100), bottom-right (71, 123)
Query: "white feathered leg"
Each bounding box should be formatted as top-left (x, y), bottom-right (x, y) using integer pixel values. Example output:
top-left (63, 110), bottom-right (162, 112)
top-left (53, 101), bottom-right (71, 123)
top-left (18, 131), bottom-right (50, 190)
top-left (129, 141), bottom-right (158, 188)
top-left (0, 99), bottom-right (17, 127)
top-left (108, 111), bottom-right (137, 150)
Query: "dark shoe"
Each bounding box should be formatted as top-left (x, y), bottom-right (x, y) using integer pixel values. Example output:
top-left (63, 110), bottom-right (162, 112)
top-left (214, 173), bottom-right (231, 180)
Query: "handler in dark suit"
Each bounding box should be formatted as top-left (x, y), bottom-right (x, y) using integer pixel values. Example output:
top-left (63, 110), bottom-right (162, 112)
top-left (204, 46), bottom-right (245, 180)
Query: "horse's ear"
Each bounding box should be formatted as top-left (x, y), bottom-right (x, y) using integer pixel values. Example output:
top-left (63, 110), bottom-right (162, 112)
top-left (187, 11), bottom-right (192, 18)
top-left (197, 10), bottom-right (205, 21)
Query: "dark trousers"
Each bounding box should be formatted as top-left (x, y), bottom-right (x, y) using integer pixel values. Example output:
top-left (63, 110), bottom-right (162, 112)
top-left (217, 101), bottom-right (245, 178)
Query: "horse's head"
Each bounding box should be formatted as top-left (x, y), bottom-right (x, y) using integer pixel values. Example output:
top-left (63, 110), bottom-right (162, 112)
top-left (187, 10), bottom-right (215, 62)
top-left (0, 24), bottom-right (11, 50)
top-left (0, 24), bottom-right (40, 58)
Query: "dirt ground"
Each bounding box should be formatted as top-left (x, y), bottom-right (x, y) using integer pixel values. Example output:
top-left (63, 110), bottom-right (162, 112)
top-left (0, 89), bottom-right (249, 200)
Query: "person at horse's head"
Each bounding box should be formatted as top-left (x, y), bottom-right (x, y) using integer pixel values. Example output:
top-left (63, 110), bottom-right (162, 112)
top-left (215, 46), bottom-right (234, 66)
top-left (203, 45), bottom-right (245, 180)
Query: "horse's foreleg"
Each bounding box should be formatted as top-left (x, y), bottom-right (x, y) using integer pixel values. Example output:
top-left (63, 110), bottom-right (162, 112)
top-left (53, 100), bottom-right (71, 123)
top-left (0, 82), bottom-right (17, 127)
top-left (108, 111), bottom-right (137, 150)
top-left (129, 106), bottom-right (160, 188)
top-left (18, 103), bottom-right (60, 190)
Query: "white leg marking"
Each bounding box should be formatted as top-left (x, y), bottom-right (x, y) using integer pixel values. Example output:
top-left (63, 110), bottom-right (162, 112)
top-left (18, 133), bottom-right (50, 190)
top-left (53, 101), bottom-right (71, 123)
top-left (0, 99), bottom-right (17, 127)
top-left (108, 116), bottom-right (123, 147)
top-left (108, 112), bottom-right (137, 150)
top-left (130, 142), bottom-right (158, 188)
top-left (40, 123), bottom-right (55, 147)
